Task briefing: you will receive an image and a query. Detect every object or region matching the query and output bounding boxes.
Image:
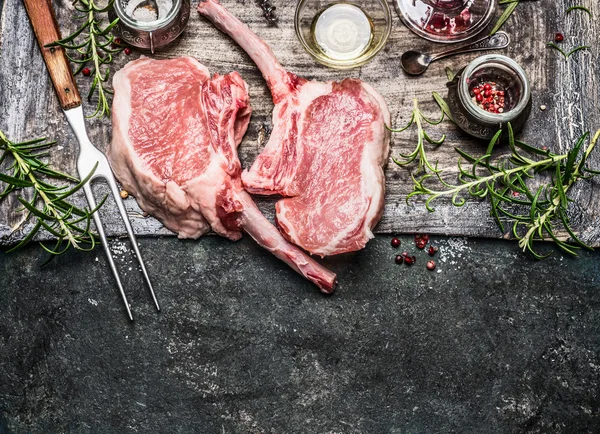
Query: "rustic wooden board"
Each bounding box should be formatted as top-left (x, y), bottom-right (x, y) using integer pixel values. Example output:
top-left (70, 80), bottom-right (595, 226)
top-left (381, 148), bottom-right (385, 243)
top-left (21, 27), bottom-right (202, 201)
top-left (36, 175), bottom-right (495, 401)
top-left (1, 0), bottom-right (600, 246)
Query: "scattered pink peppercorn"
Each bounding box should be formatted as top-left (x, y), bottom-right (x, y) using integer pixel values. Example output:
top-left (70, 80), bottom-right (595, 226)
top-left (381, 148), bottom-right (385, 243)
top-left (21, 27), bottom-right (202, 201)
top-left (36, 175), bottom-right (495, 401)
top-left (391, 237), bottom-right (401, 248)
top-left (427, 260), bottom-right (436, 271)
top-left (428, 245), bottom-right (438, 256)
top-left (124, 47), bottom-right (132, 55)
top-left (82, 67), bottom-right (91, 76)
top-left (395, 254), bottom-right (404, 265)
top-left (404, 255), bottom-right (416, 266)
top-left (555, 32), bottom-right (564, 42)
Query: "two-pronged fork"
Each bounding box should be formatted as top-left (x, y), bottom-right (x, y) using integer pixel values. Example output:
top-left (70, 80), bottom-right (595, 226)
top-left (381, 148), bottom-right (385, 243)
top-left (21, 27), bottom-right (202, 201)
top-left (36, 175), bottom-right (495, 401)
top-left (23, 0), bottom-right (159, 320)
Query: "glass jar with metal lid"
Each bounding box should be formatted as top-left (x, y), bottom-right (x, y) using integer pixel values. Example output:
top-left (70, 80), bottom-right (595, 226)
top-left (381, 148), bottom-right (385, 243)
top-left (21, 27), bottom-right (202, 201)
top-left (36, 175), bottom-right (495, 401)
top-left (109, 0), bottom-right (190, 53)
top-left (446, 54), bottom-right (532, 140)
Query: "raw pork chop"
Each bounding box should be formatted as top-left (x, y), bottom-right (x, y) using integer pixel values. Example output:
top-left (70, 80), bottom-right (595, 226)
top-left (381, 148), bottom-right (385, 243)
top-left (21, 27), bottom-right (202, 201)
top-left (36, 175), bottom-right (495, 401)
top-left (198, 0), bottom-right (391, 257)
top-left (108, 57), bottom-right (336, 292)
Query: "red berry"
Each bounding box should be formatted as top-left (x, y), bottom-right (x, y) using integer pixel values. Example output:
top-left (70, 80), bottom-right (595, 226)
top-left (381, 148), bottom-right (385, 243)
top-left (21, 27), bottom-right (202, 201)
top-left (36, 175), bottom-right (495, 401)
top-left (391, 237), bottom-right (401, 248)
top-left (473, 88), bottom-right (481, 95)
top-left (395, 254), bottom-right (404, 265)
top-left (476, 94), bottom-right (483, 102)
top-left (401, 251), bottom-right (409, 258)
top-left (428, 245), bottom-right (438, 256)
top-left (124, 47), bottom-right (132, 55)
top-left (555, 32), bottom-right (564, 42)
top-left (114, 38), bottom-right (122, 45)
top-left (497, 90), bottom-right (505, 97)
top-left (484, 83), bottom-right (492, 91)
top-left (82, 67), bottom-right (91, 76)
top-left (427, 260), bottom-right (436, 271)
top-left (404, 255), bottom-right (415, 266)
top-left (484, 90), bottom-right (492, 98)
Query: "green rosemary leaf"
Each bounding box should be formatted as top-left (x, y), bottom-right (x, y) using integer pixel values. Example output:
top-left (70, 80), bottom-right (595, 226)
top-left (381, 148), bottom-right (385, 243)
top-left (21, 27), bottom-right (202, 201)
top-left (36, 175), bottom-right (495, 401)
top-left (547, 42), bottom-right (568, 59)
top-left (38, 218), bottom-right (67, 238)
top-left (0, 172), bottom-right (33, 187)
top-left (5, 221), bottom-right (43, 253)
top-left (93, 0), bottom-right (116, 14)
top-left (485, 130), bottom-right (503, 159)
top-left (17, 197), bottom-right (53, 220)
top-left (386, 113), bottom-right (416, 133)
top-left (567, 45), bottom-right (590, 58)
top-left (55, 162), bottom-right (98, 201)
top-left (423, 130), bottom-right (446, 145)
top-left (566, 5), bottom-right (592, 17)
top-left (490, 1), bottom-right (519, 36)
top-left (515, 140), bottom-right (550, 156)
top-left (45, 19), bottom-right (92, 46)
top-left (98, 17), bottom-right (120, 36)
top-left (432, 92), bottom-right (454, 123)
top-left (558, 208), bottom-right (594, 251)
top-left (564, 132), bottom-right (587, 180)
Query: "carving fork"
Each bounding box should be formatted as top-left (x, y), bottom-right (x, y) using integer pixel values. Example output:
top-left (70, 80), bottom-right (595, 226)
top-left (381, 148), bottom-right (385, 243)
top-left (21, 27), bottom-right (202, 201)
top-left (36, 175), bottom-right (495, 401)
top-left (23, 0), bottom-right (160, 320)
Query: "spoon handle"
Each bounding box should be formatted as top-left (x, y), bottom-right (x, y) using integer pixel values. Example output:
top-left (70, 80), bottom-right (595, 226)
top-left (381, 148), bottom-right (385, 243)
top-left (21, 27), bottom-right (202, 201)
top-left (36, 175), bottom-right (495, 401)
top-left (431, 32), bottom-right (511, 62)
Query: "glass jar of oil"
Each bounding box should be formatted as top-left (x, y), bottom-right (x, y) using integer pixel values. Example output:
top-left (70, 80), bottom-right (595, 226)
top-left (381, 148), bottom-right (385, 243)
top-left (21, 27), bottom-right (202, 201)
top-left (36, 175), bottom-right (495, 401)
top-left (294, 0), bottom-right (392, 69)
top-left (311, 3), bottom-right (374, 62)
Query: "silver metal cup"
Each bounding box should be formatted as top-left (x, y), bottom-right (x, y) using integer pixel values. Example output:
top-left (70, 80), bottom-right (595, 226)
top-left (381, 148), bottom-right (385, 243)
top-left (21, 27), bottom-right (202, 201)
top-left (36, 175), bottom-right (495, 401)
top-left (109, 0), bottom-right (190, 53)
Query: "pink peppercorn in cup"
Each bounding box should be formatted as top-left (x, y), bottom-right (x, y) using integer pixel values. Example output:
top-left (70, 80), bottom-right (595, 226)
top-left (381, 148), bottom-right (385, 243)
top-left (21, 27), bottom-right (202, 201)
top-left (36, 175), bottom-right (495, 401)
top-left (446, 54), bottom-right (532, 140)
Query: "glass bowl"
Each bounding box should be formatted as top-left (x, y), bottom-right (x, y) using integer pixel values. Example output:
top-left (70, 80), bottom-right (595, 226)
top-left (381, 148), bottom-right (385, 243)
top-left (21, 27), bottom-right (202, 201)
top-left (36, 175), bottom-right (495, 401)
top-left (294, 0), bottom-right (392, 69)
top-left (394, 0), bottom-right (497, 44)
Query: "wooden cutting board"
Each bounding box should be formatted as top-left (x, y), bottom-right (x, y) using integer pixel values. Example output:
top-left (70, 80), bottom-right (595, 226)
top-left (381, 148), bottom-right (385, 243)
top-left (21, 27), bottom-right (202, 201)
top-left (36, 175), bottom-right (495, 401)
top-left (1, 0), bottom-right (599, 246)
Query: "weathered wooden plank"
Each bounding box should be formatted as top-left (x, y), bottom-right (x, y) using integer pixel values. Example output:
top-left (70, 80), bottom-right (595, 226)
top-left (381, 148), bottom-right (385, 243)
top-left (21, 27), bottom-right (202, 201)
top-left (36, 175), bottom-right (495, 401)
top-left (1, 0), bottom-right (599, 246)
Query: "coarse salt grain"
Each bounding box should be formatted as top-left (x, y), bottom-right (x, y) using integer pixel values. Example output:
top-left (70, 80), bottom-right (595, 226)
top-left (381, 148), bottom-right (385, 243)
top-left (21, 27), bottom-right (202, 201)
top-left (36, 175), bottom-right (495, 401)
top-left (124, 0), bottom-right (173, 22)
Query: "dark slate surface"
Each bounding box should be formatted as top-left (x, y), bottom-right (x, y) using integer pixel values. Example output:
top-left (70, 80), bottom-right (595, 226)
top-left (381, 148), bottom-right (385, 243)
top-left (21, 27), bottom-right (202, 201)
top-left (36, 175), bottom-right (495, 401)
top-left (1, 235), bottom-right (600, 433)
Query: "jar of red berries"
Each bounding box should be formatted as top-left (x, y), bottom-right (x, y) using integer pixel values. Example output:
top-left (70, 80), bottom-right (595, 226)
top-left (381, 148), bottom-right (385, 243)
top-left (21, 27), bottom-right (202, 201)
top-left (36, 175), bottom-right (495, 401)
top-left (446, 54), bottom-right (532, 140)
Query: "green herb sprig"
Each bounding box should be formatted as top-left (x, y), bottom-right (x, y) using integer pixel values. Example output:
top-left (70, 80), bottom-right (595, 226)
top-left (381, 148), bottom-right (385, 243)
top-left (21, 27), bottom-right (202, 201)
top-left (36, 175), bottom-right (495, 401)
top-left (408, 124), bottom-right (600, 258)
top-left (46, 0), bottom-right (122, 118)
top-left (0, 130), bottom-right (103, 260)
top-left (546, 42), bottom-right (589, 60)
top-left (388, 97), bottom-right (447, 175)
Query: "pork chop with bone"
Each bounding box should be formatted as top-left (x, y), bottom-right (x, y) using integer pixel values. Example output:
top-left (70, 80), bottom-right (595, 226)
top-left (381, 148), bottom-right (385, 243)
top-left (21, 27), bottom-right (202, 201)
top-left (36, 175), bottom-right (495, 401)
top-left (108, 57), bottom-right (336, 292)
top-left (198, 0), bottom-right (391, 257)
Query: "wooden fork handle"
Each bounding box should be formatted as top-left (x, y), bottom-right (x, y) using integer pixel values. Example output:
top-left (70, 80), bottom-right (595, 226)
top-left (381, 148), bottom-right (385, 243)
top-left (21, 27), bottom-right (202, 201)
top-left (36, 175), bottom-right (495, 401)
top-left (23, 0), bottom-right (82, 110)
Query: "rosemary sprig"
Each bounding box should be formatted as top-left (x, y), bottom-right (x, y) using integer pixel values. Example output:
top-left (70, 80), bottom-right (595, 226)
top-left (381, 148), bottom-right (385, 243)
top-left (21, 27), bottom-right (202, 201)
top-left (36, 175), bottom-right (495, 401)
top-left (408, 124), bottom-right (600, 258)
top-left (388, 97), bottom-right (447, 174)
top-left (547, 42), bottom-right (589, 60)
top-left (46, 0), bottom-right (122, 118)
top-left (0, 130), bottom-right (103, 260)
top-left (490, 0), bottom-right (519, 36)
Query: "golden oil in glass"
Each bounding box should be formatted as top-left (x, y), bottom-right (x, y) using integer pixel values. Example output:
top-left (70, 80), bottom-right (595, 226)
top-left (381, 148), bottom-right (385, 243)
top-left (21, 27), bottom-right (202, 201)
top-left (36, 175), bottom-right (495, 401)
top-left (310, 3), bottom-right (375, 62)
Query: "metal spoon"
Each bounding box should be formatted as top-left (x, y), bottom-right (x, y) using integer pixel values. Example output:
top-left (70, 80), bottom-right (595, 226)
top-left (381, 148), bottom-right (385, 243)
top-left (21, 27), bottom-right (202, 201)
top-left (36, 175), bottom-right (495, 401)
top-left (401, 31), bottom-right (510, 76)
top-left (131, 0), bottom-right (159, 21)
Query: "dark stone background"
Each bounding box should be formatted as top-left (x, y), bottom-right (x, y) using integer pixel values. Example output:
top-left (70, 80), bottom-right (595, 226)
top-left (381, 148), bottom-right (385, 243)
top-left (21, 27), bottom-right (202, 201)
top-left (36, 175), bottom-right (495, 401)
top-left (1, 235), bottom-right (599, 433)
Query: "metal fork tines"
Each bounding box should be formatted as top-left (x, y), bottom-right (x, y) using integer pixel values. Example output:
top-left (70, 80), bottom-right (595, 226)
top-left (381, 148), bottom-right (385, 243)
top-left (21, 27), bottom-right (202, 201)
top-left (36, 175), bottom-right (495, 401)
top-left (64, 106), bottom-right (160, 320)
